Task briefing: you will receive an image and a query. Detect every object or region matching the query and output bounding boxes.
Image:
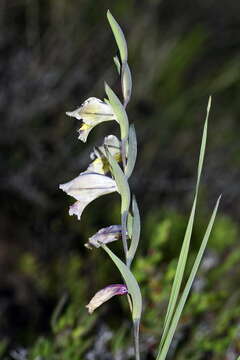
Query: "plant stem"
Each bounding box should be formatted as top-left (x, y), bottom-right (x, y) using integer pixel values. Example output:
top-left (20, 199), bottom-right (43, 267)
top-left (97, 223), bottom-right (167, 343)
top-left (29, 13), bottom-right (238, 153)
top-left (133, 319), bottom-right (140, 360)
top-left (121, 211), bottom-right (128, 261)
top-left (121, 137), bottom-right (127, 172)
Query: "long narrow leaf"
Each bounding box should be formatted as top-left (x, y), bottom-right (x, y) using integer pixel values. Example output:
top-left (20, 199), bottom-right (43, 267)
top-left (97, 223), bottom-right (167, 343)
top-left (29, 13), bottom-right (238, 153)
top-left (160, 97), bottom-right (212, 349)
top-left (125, 124), bottom-right (137, 179)
top-left (127, 212), bottom-right (133, 239)
top-left (102, 244), bottom-right (142, 321)
top-left (127, 196), bottom-right (141, 267)
top-left (105, 83), bottom-right (129, 140)
top-left (157, 195), bottom-right (221, 360)
top-left (107, 10), bottom-right (128, 63)
top-left (106, 149), bottom-right (130, 257)
top-left (106, 149), bottom-right (130, 214)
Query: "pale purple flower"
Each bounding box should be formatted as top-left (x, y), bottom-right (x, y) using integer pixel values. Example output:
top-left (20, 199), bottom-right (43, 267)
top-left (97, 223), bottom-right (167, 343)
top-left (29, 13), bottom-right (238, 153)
top-left (86, 284), bottom-right (128, 314)
top-left (59, 172), bottom-right (117, 220)
top-left (66, 97), bottom-right (117, 142)
top-left (85, 225), bottom-right (122, 249)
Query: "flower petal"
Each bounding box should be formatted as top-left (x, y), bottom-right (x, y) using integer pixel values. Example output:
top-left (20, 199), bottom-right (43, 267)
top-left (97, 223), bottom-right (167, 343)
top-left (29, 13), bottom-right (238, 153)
top-left (86, 158), bottom-right (107, 175)
top-left (66, 97), bottom-right (116, 125)
top-left (66, 98), bottom-right (117, 142)
top-left (59, 173), bottom-right (118, 220)
top-left (77, 123), bottom-right (93, 143)
top-left (87, 135), bottom-right (121, 174)
top-left (86, 284), bottom-right (128, 314)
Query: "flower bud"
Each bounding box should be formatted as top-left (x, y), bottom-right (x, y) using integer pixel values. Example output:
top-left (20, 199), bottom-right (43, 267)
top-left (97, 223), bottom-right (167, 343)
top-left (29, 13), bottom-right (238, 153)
top-left (86, 284), bottom-right (128, 314)
top-left (85, 225), bottom-right (122, 249)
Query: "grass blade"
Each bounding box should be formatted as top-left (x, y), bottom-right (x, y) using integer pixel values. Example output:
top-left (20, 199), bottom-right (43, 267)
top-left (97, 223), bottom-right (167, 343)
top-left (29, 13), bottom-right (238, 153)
top-left (160, 97), bottom-right (212, 349)
top-left (157, 195), bottom-right (221, 360)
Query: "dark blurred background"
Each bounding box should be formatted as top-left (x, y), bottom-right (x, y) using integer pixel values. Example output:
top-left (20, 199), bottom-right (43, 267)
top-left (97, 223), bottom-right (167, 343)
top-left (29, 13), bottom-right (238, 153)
top-left (1, 1), bottom-right (240, 359)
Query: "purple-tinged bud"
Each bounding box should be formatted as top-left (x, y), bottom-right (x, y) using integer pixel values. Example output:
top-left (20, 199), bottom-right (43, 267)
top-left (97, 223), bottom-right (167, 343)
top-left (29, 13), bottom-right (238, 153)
top-left (86, 284), bottom-right (128, 314)
top-left (85, 225), bottom-right (122, 249)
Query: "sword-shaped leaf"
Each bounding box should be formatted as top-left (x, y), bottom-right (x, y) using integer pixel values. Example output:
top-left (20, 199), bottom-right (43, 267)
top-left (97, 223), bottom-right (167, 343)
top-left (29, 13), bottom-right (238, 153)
top-left (160, 97), bottom-right (212, 350)
top-left (106, 149), bottom-right (130, 214)
top-left (127, 196), bottom-right (141, 267)
top-left (102, 244), bottom-right (142, 321)
top-left (125, 124), bottom-right (137, 179)
top-left (105, 83), bottom-right (129, 140)
top-left (156, 195), bottom-right (221, 360)
top-left (107, 10), bottom-right (128, 63)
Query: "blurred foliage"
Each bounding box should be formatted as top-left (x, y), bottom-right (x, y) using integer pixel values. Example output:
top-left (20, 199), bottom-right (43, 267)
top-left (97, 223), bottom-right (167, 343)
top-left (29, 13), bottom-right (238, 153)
top-left (2, 210), bottom-right (240, 359)
top-left (1, 0), bottom-right (240, 359)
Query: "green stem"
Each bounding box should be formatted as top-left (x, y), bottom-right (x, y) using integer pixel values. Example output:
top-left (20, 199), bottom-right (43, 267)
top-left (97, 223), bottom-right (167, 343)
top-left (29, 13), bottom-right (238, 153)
top-left (121, 137), bottom-right (127, 172)
top-left (121, 211), bottom-right (128, 261)
top-left (133, 319), bottom-right (140, 360)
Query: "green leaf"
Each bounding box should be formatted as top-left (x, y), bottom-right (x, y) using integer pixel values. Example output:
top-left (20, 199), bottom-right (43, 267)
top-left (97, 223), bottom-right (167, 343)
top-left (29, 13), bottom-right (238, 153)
top-left (127, 196), bottom-right (141, 267)
top-left (156, 195), bottom-right (221, 360)
top-left (105, 82), bottom-right (129, 140)
top-left (113, 55), bottom-right (121, 74)
top-left (102, 244), bottom-right (142, 321)
top-left (106, 149), bottom-right (130, 214)
top-left (125, 124), bottom-right (137, 178)
top-left (122, 62), bottom-right (132, 106)
top-left (107, 10), bottom-right (128, 63)
top-left (160, 96), bottom-right (212, 349)
top-left (127, 212), bottom-right (133, 239)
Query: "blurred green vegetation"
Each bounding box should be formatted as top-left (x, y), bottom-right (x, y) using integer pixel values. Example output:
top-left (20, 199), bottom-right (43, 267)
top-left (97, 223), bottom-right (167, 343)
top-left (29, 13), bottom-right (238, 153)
top-left (1, 0), bottom-right (240, 359)
top-left (2, 210), bottom-right (239, 359)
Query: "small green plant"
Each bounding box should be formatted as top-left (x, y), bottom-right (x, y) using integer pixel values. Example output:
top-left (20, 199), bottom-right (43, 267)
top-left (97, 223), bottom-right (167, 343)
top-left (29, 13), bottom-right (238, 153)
top-left (59, 10), bottom-right (221, 360)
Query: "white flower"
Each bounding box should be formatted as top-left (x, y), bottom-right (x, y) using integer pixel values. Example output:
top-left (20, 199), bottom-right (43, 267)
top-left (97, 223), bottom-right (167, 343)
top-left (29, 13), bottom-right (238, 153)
top-left (87, 135), bottom-right (121, 174)
top-left (86, 284), bottom-right (128, 314)
top-left (59, 173), bottom-right (117, 220)
top-left (66, 97), bottom-right (117, 142)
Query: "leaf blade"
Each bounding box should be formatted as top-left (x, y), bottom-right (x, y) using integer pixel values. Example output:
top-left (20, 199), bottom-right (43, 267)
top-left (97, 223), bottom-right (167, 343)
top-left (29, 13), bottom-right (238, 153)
top-left (106, 149), bottom-right (130, 214)
top-left (102, 244), bottom-right (142, 321)
top-left (127, 196), bottom-right (141, 267)
top-left (160, 97), bottom-right (212, 349)
top-left (105, 83), bottom-right (129, 140)
top-left (156, 196), bottom-right (221, 360)
top-left (107, 10), bottom-right (128, 63)
top-left (125, 124), bottom-right (137, 179)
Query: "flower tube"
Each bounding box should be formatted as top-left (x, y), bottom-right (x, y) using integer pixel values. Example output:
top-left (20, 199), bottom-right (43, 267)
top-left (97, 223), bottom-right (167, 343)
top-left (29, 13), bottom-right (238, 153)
top-left (86, 284), bottom-right (128, 314)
